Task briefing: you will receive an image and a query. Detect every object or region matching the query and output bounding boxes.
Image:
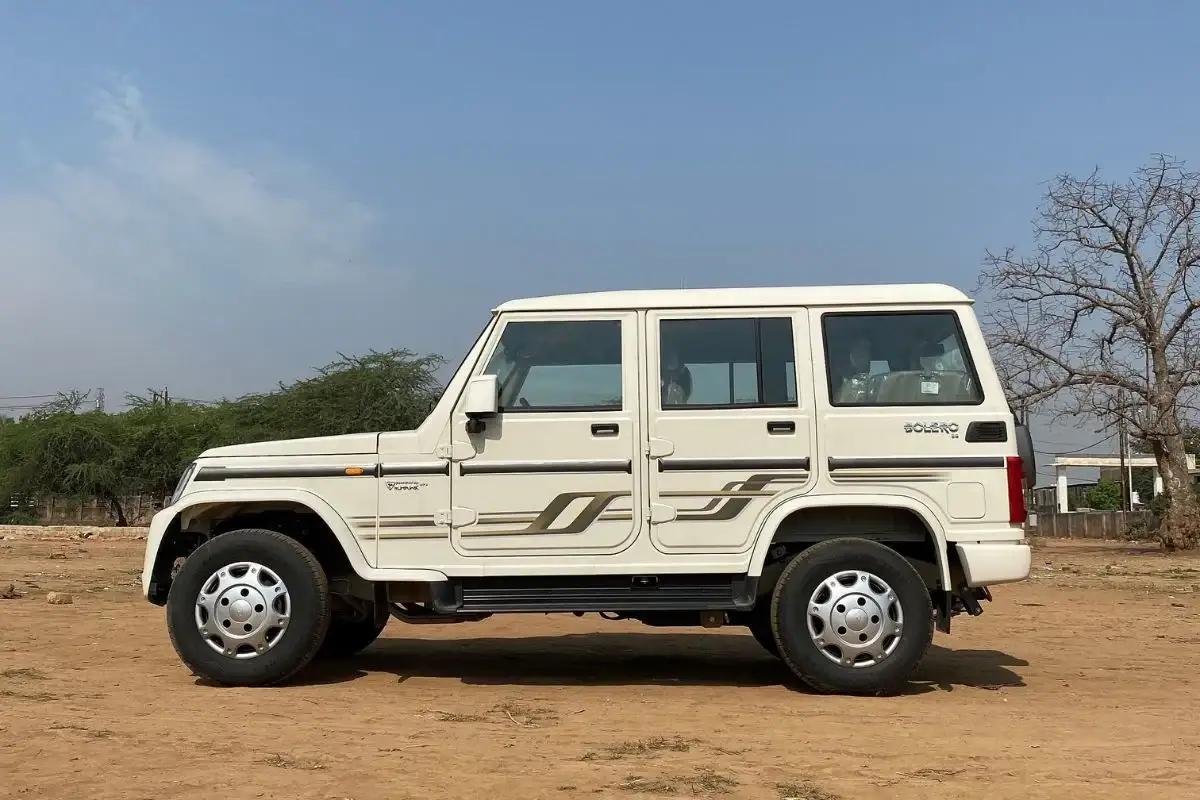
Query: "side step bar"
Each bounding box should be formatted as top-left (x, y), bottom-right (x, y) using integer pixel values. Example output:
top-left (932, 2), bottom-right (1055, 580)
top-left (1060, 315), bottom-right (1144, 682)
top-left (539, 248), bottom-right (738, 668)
top-left (429, 574), bottom-right (758, 614)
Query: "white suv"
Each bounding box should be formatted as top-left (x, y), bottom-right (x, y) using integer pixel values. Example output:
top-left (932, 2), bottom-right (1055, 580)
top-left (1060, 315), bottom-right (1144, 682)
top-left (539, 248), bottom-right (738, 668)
top-left (142, 283), bottom-right (1033, 695)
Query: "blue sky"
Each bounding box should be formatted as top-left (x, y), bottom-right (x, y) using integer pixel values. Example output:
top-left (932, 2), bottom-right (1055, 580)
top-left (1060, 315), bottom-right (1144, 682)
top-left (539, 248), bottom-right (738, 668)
top-left (1, 1), bottom-right (1197, 482)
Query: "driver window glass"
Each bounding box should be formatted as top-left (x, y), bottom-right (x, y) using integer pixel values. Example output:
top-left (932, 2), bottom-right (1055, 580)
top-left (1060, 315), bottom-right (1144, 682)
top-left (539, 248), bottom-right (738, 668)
top-left (822, 311), bottom-right (982, 406)
top-left (481, 319), bottom-right (623, 411)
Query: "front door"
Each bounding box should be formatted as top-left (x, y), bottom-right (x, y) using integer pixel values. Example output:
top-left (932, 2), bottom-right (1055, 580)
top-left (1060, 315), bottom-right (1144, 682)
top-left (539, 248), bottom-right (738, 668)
top-left (645, 308), bottom-right (816, 554)
top-left (450, 311), bottom-right (643, 556)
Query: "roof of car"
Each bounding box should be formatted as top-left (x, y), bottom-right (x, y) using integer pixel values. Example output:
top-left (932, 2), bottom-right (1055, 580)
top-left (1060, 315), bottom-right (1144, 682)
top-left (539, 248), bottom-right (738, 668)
top-left (494, 283), bottom-right (972, 313)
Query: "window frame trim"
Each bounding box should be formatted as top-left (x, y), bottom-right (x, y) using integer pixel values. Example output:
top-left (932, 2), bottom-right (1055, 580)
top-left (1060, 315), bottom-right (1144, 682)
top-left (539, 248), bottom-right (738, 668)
top-left (480, 316), bottom-right (627, 414)
top-left (657, 314), bottom-right (800, 411)
top-left (820, 308), bottom-right (986, 408)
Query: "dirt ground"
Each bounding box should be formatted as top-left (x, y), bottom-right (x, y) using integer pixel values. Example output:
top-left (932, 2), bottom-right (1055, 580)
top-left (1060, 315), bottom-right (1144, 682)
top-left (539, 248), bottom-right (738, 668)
top-left (2, 529), bottom-right (1199, 800)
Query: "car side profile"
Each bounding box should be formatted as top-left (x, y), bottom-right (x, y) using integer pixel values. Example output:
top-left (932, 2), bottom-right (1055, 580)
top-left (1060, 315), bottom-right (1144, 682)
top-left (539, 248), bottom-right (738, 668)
top-left (141, 283), bottom-right (1034, 695)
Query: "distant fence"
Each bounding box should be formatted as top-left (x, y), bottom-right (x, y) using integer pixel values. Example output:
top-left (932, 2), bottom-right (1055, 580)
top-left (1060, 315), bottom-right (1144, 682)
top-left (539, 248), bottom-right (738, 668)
top-left (1030, 510), bottom-right (1152, 540)
top-left (5, 494), bottom-right (163, 527)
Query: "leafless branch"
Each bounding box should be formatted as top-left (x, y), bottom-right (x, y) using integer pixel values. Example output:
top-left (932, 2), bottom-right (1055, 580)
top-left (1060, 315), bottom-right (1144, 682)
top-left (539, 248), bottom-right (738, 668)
top-left (977, 155), bottom-right (1200, 534)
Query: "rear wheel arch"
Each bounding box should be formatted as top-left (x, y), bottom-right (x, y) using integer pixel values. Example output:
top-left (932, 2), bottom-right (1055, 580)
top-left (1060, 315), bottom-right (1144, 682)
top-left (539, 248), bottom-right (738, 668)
top-left (746, 495), bottom-right (951, 593)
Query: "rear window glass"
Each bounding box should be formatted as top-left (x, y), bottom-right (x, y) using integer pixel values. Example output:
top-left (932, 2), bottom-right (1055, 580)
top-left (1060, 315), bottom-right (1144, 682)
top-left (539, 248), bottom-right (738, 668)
top-left (823, 311), bottom-right (982, 406)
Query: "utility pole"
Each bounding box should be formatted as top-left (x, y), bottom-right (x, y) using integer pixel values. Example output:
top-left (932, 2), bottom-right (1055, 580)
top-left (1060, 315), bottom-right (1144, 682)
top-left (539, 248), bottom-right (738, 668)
top-left (1127, 427), bottom-right (1135, 509)
top-left (1118, 392), bottom-right (1130, 512)
top-left (95, 388), bottom-right (105, 412)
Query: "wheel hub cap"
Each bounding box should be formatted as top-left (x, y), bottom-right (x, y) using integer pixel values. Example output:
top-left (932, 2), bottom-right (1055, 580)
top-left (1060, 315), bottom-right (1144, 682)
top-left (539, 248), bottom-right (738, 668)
top-left (194, 562), bottom-right (290, 660)
top-left (228, 599), bottom-right (254, 623)
top-left (806, 569), bottom-right (903, 668)
top-left (844, 607), bottom-right (869, 631)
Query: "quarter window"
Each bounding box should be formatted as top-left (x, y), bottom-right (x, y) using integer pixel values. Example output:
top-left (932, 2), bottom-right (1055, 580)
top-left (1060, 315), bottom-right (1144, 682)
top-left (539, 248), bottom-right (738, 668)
top-left (659, 317), bottom-right (797, 408)
top-left (482, 319), bottom-right (623, 411)
top-left (823, 311), bottom-right (982, 406)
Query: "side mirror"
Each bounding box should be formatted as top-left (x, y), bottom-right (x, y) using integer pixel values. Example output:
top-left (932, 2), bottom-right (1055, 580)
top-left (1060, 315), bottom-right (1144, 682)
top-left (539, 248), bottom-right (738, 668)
top-left (463, 374), bottom-right (499, 419)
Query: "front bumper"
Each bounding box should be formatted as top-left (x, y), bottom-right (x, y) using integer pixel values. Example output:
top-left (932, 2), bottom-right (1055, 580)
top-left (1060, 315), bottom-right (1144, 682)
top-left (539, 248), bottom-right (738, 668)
top-left (955, 542), bottom-right (1031, 587)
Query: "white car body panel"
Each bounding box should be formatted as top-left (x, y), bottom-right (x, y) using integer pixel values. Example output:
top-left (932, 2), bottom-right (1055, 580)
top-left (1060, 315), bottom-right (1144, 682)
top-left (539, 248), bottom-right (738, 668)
top-left (143, 282), bottom-right (1031, 601)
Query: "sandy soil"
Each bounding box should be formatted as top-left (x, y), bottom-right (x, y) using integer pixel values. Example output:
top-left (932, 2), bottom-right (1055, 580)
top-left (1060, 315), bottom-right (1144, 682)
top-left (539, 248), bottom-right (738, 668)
top-left (1, 530), bottom-right (1199, 800)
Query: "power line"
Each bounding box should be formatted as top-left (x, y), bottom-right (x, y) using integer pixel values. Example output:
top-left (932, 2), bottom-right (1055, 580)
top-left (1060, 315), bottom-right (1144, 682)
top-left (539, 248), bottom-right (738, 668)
top-left (0, 388), bottom-right (102, 416)
top-left (1036, 439), bottom-right (1120, 456)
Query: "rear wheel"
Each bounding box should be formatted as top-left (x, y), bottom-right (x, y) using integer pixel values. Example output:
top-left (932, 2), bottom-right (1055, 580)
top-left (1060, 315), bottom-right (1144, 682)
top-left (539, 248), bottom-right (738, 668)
top-left (165, 528), bottom-right (331, 687)
top-left (771, 537), bottom-right (934, 695)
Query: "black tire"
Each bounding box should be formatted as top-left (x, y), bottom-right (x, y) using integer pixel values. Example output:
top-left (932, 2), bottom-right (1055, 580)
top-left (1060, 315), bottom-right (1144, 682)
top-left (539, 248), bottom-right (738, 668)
top-left (770, 537), bottom-right (934, 695)
top-left (166, 528), bottom-right (331, 687)
top-left (318, 612), bottom-right (388, 659)
top-left (747, 604), bottom-right (781, 658)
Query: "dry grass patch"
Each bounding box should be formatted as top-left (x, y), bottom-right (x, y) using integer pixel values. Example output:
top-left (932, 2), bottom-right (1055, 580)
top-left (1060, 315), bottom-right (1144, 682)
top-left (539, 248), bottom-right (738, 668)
top-left (583, 735), bottom-right (696, 761)
top-left (0, 667), bottom-right (48, 680)
top-left (47, 722), bottom-right (114, 739)
top-left (776, 781), bottom-right (841, 800)
top-left (491, 700), bottom-right (558, 727)
top-left (432, 710), bottom-right (486, 723)
top-left (617, 769), bottom-right (737, 795)
top-left (0, 688), bottom-right (58, 702)
top-left (261, 754), bottom-right (327, 770)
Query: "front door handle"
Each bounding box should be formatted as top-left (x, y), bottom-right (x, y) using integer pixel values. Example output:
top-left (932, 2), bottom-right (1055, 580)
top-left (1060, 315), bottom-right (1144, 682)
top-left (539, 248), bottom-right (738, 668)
top-left (767, 420), bottom-right (796, 434)
top-left (591, 423), bottom-right (620, 437)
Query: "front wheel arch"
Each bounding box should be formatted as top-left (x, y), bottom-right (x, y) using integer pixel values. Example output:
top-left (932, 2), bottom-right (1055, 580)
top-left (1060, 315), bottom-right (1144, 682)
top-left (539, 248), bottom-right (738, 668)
top-left (145, 490), bottom-right (371, 605)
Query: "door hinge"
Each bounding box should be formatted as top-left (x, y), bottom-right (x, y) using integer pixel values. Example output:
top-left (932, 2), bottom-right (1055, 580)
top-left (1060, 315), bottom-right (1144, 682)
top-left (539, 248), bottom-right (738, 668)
top-left (646, 437), bottom-right (674, 458)
top-left (436, 507), bottom-right (477, 528)
top-left (437, 442), bottom-right (477, 461)
top-left (647, 503), bottom-right (677, 524)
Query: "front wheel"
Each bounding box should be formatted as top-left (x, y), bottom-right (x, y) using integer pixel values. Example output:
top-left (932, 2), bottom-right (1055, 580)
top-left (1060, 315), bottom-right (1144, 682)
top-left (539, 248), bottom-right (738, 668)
top-left (747, 604), bottom-right (780, 658)
top-left (318, 612), bottom-right (388, 659)
top-left (771, 538), bottom-right (934, 695)
top-left (165, 529), bottom-right (331, 687)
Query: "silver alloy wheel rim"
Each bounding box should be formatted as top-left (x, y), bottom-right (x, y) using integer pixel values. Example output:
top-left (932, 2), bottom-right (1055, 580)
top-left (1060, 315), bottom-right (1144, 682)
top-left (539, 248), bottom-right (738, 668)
top-left (194, 562), bottom-right (290, 659)
top-left (806, 569), bottom-right (903, 668)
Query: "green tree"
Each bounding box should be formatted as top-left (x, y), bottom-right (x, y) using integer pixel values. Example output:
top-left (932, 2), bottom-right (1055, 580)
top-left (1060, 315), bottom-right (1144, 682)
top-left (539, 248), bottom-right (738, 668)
top-left (231, 348), bottom-right (444, 440)
top-left (0, 346), bottom-right (446, 526)
top-left (2, 410), bottom-right (130, 524)
top-left (1084, 480), bottom-right (1124, 511)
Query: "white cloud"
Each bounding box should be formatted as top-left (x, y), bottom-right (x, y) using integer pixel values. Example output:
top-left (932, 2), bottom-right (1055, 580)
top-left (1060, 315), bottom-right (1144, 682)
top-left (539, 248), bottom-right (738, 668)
top-left (1, 80), bottom-right (377, 292)
top-left (0, 79), bottom-right (382, 397)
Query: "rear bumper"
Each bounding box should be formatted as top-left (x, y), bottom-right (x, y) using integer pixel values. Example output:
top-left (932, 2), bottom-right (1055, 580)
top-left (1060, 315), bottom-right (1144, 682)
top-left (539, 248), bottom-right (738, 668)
top-left (955, 542), bottom-right (1031, 587)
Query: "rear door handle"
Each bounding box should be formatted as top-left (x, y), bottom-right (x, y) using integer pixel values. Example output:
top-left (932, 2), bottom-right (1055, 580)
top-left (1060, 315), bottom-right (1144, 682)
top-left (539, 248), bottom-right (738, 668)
top-left (591, 423), bottom-right (619, 437)
top-left (767, 420), bottom-right (796, 434)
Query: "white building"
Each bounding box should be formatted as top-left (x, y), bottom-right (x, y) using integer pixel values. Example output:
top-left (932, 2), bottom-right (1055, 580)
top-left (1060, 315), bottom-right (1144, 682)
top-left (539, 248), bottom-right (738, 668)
top-left (1049, 454), bottom-right (1198, 513)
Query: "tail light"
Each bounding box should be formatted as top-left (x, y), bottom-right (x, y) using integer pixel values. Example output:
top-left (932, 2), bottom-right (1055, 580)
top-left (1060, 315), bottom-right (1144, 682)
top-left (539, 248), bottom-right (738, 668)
top-left (1006, 456), bottom-right (1027, 524)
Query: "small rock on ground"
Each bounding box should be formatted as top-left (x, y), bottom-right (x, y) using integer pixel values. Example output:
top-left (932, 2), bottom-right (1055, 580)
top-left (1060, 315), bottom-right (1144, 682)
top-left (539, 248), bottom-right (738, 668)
top-left (1, 583), bottom-right (19, 599)
top-left (46, 591), bottom-right (73, 605)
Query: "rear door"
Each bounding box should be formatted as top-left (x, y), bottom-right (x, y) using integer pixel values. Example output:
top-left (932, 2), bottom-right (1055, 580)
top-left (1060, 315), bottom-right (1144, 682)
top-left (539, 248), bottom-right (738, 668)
top-left (814, 306), bottom-right (1010, 525)
top-left (645, 308), bottom-right (816, 554)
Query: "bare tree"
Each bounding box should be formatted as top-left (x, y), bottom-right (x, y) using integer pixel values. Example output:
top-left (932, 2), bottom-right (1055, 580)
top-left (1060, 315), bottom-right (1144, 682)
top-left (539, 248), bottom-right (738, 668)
top-left (978, 153), bottom-right (1200, 550)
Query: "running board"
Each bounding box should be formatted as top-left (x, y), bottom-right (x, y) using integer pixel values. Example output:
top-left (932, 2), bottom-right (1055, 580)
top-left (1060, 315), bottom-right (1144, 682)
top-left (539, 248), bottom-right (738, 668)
top-left (429, 574), bottom-right (758, 614)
